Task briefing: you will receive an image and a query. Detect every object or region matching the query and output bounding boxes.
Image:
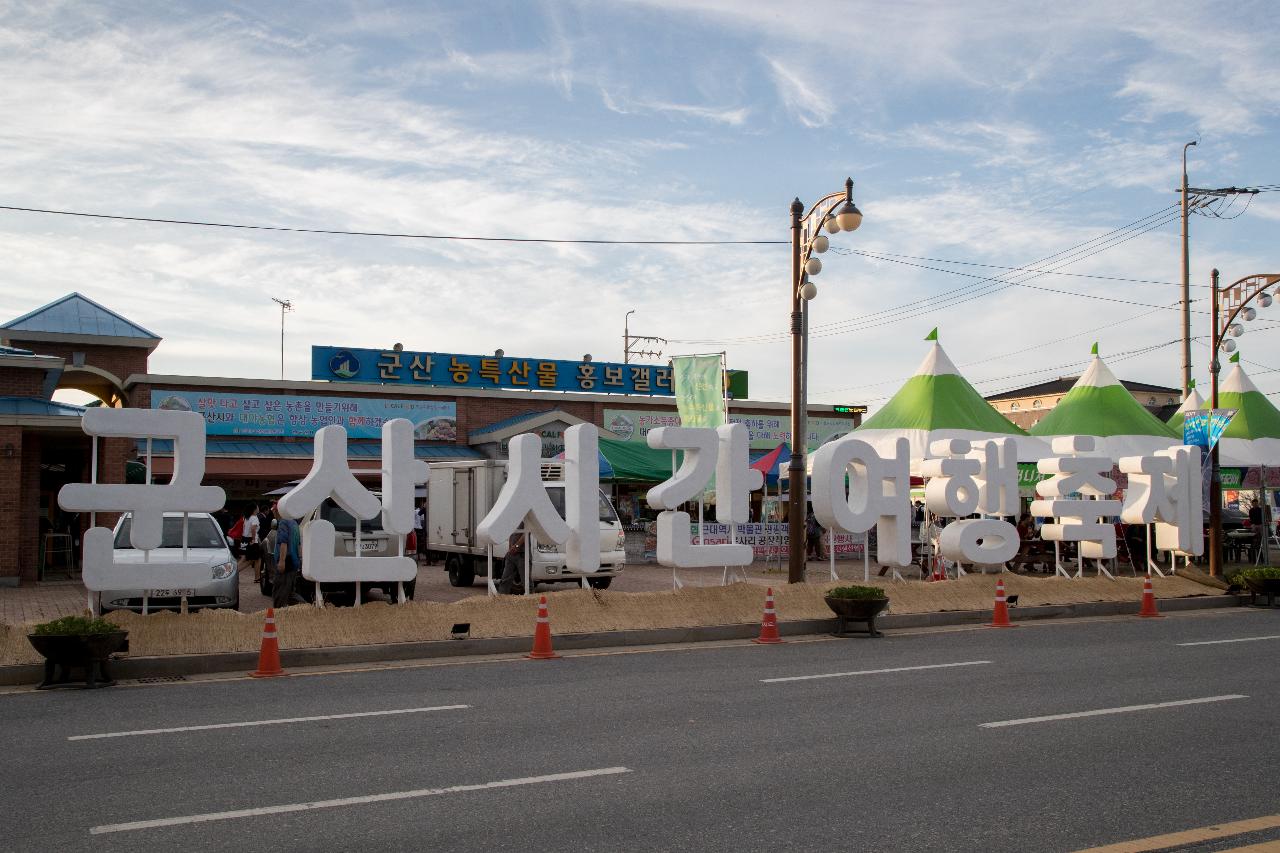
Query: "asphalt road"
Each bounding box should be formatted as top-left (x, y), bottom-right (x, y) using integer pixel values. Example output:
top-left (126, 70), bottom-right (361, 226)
top-left (3, 608), bottom-right (1278, 852)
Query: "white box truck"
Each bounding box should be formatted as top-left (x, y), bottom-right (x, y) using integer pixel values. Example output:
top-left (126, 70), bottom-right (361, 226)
top-left (427, 460), bottom-right (625, 590)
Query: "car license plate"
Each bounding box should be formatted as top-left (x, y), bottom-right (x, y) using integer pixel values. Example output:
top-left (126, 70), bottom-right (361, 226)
top-left (358, 540), bottom-right (380, 552)
top-left (146, 589), bottom-right (195, 598)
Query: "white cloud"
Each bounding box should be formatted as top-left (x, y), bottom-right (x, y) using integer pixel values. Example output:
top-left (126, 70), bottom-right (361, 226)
top-left (763, 57), bottom-right (833, 128)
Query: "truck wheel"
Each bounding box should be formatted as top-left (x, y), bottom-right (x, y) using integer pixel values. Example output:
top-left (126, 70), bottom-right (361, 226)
top-left (587, 576), bottom-right (613, 590)
top-left (446, 556), bottom-right (475, 587)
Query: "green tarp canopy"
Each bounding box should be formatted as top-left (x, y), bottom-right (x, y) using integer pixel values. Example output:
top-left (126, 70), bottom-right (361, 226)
top-left (598, 438), bottom-right (675, 483)
top-left (1216, 361), bottom-right (1280, 466)
top-left (851, 341), bottom-right (1039, 473)
top-left (1029, 354), bottom-right (1178, 459)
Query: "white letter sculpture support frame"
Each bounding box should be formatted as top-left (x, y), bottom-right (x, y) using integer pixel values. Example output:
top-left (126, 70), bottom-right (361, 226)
top-left (811, 437), bottom-right (913, 582)
top-left (277, 422), bottom-right (426, 607)
top-left (58, 409), bottom-right (226, 614)
top-left (1030, 436), bottom-right (1122, 579)
top-left (645, 425), bottom-right (762, 586)
top-left (1118, 445), bottom-right (1204, 576)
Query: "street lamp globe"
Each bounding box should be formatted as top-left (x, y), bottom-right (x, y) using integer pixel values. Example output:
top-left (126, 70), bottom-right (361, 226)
top-left (1229, 323), bottom-right (1244, 337)
top-left (800, 281), bottom-right (818, 300)
top-left (1260, 293), bottom-right (1273, 308)
top-left (835, 201), bottom-right (863, 232)
top-left (1222, 338), bottom-right (1237, 353)
top-left (1242, 307), bottom-right (1257, 321)
top-left (812, 235), bottom-right (830, 253)
top-left (825, 214), bottom-right (841, 234)
top-left (805, 257), bottom-right (823, 276)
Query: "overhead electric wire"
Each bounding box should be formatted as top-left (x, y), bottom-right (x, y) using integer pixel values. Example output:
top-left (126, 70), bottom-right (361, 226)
top-left (811, 306), bottom-right (1157, 396)
top-left (672, 204), bottom-right (1185, 346)
top-left (834, 248), bottom-right (1199, 288)
top-left (0, 204), bottom-right (787, 245)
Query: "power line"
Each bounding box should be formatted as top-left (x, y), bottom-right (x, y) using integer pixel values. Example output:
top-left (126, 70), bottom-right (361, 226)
top-left (833, 247), bottom-right (1201, 288)
top-left (0, 204), bottom-right (787, 246)
top-left (673, 205), bottom-right (1185, 345)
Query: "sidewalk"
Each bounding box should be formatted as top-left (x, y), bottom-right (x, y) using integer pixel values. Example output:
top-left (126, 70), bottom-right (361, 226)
top-left (0, 557), bottom-right (1246, 627)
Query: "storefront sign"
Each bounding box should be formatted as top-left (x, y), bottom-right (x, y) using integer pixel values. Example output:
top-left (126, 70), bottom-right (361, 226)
top-left (152, 390), bottom-right (456, 440)
top-left (603, 408), bottom-right (850, 451)
top-left (313, 345), bottom-right (677, 396)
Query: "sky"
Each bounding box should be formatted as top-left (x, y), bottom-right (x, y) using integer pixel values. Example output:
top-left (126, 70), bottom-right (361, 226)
top-left (1, 0), bottom-right (1279, 411)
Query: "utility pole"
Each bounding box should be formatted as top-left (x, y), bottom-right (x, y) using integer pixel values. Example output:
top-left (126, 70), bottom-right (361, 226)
top-left (1180, 140), bottom-right (1196, 397)
top-left (271, 297), bottom-right (293, 380)
top-left (623, 310), bottom-right (665, 364)
top-left (1175, 145), bottom-right (1260, 398)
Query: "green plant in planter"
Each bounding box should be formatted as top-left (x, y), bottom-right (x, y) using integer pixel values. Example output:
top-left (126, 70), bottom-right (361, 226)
top-left (826, 585), bottom-right (888, 600)
top-left (31, 615), bottom-right (121, 636)
top-left (1227, 567), bottom-right (1280, 589)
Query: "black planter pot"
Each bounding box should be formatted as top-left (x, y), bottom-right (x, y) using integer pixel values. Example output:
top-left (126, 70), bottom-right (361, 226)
top-left (824, 596), bottom-right (890, 638)
top-left (27, 631), bottom-right (129, 689)
top-left (1243, 577), bottom-right (1280, 607)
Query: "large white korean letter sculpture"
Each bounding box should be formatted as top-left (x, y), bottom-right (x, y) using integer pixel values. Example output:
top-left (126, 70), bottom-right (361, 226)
top-left (811, 437), bottom-right (912, 566)
top-left (564, 423), bottom-right (602, 573)
top-left (475, 433), bottom-right (571, 550)
top-left (922, 439), bottom-right (1019, 566)
top-left (645, 425), bottom-right (760, 567)
top-left (278, 423), bottom-right (422, 599)
top-left (1119, 446), bottom-right (1203, 555)
top-left (58, 409), bottom-right (226, 591)
top-left (1030, 436), bottom-right (1121, 560)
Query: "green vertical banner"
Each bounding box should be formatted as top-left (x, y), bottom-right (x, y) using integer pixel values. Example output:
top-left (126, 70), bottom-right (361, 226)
top-left (672, 355), bottom-right (726, 429)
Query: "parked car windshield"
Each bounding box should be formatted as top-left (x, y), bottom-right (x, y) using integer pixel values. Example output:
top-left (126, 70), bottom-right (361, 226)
top-left (320, 498), bottom-right (384, 533)
top-left (544, 486), bottom-right (621, 524)
top-left (114, 516), bottom-right (225, 549)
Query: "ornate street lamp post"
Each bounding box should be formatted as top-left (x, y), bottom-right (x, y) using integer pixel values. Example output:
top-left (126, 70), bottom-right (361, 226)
top-left (1207, 269), bottom-right (1280, 576)
top-left (788, 178), bottom-right (863, 584)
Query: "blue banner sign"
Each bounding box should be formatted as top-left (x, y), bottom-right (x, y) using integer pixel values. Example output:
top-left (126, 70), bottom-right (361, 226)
top-left (1183, 411), bottom-right (1209, 448)
top-left (313, 345), bottom-right (674, 396)
top-left (152, 390), bottom-right (457, 440)
top-left (1183, 408), bottom-right (1236, 453)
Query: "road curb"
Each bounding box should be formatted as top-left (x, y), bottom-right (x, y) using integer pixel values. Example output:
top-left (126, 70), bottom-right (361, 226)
top-left (0, 593), bottom-right (1251, 686)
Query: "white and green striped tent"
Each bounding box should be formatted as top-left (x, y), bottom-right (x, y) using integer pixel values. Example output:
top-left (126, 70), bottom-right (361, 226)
top-left (1029, 354), bottom-right (1180, 460)
top-left (852, 341), bottom-right (1044, 473)
top-left (1166, 386), bottom-right (1204, 435)
top-left (1216, 360), bottom-right (1280, 467)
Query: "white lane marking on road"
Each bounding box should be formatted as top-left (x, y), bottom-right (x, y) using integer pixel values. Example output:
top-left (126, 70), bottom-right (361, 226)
top-left (761, 660), bottom-right (992, 683)
top-left (979, 694), bottom-right (1248, 728)
top-left (88, 767), bottom-right (632, 835)
top-left (68, 704), bottom-right (469, 741)
top-left (1177, 635), bottom-right (1280, 647)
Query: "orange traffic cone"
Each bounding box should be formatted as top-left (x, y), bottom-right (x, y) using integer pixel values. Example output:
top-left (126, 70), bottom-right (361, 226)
top-left (1138, 572), bottom-right (1162, 618)
top-left (753, 587), bottom-right (784, 644)
top-left (988, 578), bottom-right (1017, 628)
top-left (527, 595), bottom-right (562, 660)
top-left (250, 608), bottom-right (286, 677)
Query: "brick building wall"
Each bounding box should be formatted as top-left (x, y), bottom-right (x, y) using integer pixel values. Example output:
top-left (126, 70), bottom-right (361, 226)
top-left (5, 340), bottom-right (148, 387)
top-left (0, 426), bottom-right (22, 583)
top-left (19, 432), bottom-right (41, 582)
top-left (0, 370), bottom-right (46, 398)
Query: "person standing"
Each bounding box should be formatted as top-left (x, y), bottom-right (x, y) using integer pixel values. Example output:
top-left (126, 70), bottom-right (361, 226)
top-left (273, 503), bottom-right (304, 609)
top-left (244, 503), bottom-right (263, 583)
top-left (497, 529), bottom-right (526, 595)
top-left (413, 502), bottom-right (426, 564)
